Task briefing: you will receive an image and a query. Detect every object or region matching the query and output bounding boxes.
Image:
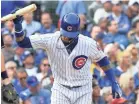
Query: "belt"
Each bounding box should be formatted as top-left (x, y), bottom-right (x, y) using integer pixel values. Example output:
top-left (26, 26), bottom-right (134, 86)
top-left (61, 84), bottom-right (82, 89)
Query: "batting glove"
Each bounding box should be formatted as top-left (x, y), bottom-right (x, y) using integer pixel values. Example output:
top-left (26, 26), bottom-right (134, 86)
top-left (11, 8), bottom-right (23, 24)
top-left (112, 82), bottom-right (122, 98)
top-left (11, 8), bottom-right (23, 32)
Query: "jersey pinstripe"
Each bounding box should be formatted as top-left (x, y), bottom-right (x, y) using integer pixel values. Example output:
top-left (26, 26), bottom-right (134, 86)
top-left (29, 31), bottom-right (106, 87)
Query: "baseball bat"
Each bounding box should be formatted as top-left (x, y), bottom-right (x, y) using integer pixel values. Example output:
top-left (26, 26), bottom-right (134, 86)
top-left (1, 4), bottom-right (37, 22)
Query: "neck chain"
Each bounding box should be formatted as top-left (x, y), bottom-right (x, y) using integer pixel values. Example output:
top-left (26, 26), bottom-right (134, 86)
top-left (56, 35), bottom-right (78, 49)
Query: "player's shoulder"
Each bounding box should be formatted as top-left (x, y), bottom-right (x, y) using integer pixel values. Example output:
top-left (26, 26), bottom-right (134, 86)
top-left (79, 34), bottom-right (96, 44)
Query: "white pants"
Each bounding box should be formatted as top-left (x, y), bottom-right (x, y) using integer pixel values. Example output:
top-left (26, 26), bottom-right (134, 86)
top-left (51, 82), bottom-right (92, 104)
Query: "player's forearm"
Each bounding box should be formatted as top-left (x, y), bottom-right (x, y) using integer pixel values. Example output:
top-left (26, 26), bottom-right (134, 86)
top-left (15, 23), bottom-right (32, 48)
top-left (11, 11), bottom-right (32, 48)
top-left (16, 35), bottom-right (32, 48)
top-left (97, 57), bottom-right (117, 83)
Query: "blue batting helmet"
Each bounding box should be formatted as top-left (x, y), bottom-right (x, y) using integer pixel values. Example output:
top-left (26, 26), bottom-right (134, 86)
top-left (60, 13), bottom-right (80, 38)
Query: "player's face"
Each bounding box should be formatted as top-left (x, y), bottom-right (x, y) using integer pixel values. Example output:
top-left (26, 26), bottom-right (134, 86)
top-left (61, 36), bottom-right (74, 43)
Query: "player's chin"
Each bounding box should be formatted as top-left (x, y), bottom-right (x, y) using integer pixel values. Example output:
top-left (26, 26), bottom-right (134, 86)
top-left (61, 35), bottom-right (74, 41)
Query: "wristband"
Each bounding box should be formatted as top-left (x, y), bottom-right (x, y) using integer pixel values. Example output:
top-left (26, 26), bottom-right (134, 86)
top-left (15, 29), bottom-right (23, 33)
top-left (1, 71), bottom-right (8, 79)
top-left (14, 22), bottom-right (22, 32)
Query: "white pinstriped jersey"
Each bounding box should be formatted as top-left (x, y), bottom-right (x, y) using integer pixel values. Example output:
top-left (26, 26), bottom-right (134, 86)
top-left (29, 31), bottom-right (106, 87)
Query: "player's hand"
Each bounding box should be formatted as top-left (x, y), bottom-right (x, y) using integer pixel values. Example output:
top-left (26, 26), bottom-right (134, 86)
top-left (11, 8), bottom-right (23, 32)
top-left (112, 82), bottom-right (122, 98)
top-left (11, 8), bottom-right (23, 25)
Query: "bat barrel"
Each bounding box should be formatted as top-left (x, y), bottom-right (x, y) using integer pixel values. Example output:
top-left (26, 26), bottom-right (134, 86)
top-left (15, 4), bottom-right (37, 16)
top-left (1, 4), bottom-right (37, 22)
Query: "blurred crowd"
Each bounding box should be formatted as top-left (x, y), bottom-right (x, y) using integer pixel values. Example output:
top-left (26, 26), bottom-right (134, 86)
top-left (1, 0), bottom-right (139, 104)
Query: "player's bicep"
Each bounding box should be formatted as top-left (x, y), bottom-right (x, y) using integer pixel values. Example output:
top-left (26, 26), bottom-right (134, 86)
top-left (90, 41), bottom-right (106, 63)
top-left (29, 34), bottom-right (49, 50)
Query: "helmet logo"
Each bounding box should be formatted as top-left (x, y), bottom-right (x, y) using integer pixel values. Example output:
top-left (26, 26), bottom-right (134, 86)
top-left (67, 26), bottom-right (72, 31)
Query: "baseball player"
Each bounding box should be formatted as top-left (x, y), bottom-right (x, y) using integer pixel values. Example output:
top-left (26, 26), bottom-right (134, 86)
top-left (12, 12), bottom-right (122, 104)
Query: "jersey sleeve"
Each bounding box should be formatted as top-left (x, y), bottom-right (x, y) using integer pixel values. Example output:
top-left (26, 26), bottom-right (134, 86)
top-left (29, 34), bottom-right (51, 50)
top-left (90, 40), bottom-right (106, 63)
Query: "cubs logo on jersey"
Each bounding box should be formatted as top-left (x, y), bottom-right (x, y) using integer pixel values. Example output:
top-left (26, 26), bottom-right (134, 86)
top-left (72, 55), bottom-right (88, 70)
